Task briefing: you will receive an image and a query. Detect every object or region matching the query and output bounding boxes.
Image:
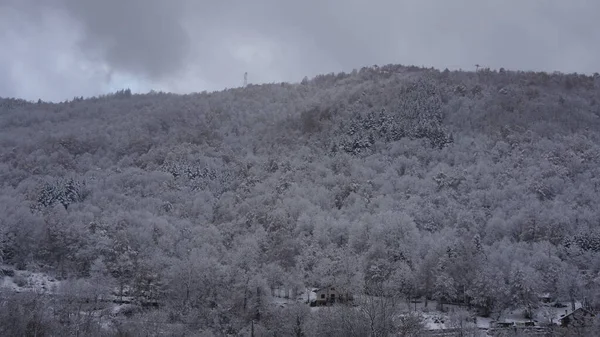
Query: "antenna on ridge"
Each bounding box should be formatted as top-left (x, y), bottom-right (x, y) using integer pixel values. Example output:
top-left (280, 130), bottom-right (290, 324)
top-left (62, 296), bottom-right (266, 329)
top-left (244, 72), bottom-right (248, 87)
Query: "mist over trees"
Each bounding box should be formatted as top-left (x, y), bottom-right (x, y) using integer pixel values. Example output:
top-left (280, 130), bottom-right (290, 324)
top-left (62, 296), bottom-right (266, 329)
top-left (1, 65), bottom-right (600, 336)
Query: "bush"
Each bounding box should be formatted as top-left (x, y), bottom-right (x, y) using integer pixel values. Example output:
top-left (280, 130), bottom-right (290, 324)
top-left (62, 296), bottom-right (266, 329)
top-left (1, 268), bottom-right (15, 277)
top-left (13, 274), bottom-right (28, 288)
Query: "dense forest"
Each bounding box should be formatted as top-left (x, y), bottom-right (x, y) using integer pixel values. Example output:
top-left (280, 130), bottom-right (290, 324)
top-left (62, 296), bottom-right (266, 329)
top-left (1, 65), bottom-right (600, 336)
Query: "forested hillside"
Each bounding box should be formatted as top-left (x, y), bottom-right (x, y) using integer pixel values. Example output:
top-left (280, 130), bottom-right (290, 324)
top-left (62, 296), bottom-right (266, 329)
top-left (1, 65), bottom-right (600, 336)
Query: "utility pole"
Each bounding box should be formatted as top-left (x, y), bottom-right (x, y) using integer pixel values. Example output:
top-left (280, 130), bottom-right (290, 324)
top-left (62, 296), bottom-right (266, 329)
top-left (244, 72), bottom-right (248, 87)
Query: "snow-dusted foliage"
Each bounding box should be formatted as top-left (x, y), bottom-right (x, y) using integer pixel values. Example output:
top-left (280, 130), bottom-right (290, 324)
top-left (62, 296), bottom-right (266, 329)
top-left (1, 65), bottom-right (600, 335)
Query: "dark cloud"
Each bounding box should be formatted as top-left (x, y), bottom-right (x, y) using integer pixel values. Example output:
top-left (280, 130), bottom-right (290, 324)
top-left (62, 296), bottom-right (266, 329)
top-left (0, 0), bottom-right (598, 101)
top-left (62, 0), bottom-right (191, 79)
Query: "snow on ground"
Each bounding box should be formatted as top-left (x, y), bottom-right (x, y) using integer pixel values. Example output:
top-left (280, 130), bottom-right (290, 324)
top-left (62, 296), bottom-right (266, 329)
top-left (0, 265), bottom-right (61, 294)
top-left (272, 296), bottom-right (295, 308)
top-left (271, 288), bottom-right (322, 312)
top-left (4, 270), bottom-right (577, 333)
top-left (495, 310), bottom-right (532, 324)
top-left (268, 291), bottom-right (587, 331)
top-left (422, 311), bottom-right (448, 330)
top-left (0, 275), bottom-right (19, 291)
top-left (306, 288), bottom-right (317, 302)
top-left (271, 288), bottom-right (317, 304)
top-left (536, 301), bottom-right (582, 325)
top-left (475, 316), bottom-right (494, 329)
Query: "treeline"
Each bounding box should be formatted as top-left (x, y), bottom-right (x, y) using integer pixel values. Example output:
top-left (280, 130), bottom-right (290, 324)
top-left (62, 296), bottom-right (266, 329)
top-left (1, 65), bottom-right (600, 335)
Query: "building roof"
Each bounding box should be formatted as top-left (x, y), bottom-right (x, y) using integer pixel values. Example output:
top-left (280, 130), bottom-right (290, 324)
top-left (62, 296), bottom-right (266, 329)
top-left (559, 308), bottom-right (595, 322)
top-left (315, 285), bottom-right (335, 292)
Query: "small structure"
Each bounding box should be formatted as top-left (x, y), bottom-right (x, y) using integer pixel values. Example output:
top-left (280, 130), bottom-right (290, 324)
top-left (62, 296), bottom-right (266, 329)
top-left (492, 322), bottom-right (515, 329)
top-left (559, 308), bottom-right (595, 328)
top-left (314, 286), bottom-right (352, 306)
top-left (538, 293), bottom-right (554, 304)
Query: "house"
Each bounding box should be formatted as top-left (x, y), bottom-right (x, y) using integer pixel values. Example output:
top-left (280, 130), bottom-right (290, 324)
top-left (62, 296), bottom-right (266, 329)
top-left (313, 286), bottom-right (352, 306)
top-left (559, 308), bottom-right (595, 328)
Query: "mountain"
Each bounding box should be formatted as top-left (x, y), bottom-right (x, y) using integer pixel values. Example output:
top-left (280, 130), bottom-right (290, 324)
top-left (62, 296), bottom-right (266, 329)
top-left (1, 65), bottom-right (600, 335)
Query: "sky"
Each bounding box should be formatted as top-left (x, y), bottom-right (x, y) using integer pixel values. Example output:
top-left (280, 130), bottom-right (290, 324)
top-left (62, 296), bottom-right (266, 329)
top-left (0, 0), bottom-right (599, 102)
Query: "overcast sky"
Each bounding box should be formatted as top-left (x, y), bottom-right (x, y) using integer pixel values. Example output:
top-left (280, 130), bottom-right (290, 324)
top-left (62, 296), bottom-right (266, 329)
top-left (1, 0), bottom-right (598, 102)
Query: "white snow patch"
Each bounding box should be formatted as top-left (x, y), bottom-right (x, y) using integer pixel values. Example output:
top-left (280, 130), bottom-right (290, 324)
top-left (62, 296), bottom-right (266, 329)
top-left (0, 266), bottom-right (61, 294)
top-left (422, 312), bottom-right (448, 330)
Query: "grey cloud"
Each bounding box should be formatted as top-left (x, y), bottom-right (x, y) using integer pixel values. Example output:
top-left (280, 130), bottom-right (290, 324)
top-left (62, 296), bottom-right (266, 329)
top-left (0, 1), bottom-right (108, 101)
top-left (61, 0), bottom-right (191, 80)
top-left (184, 0), bottom-right (600, 82)
top-left (0, 0), bottom-right (599, 101)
